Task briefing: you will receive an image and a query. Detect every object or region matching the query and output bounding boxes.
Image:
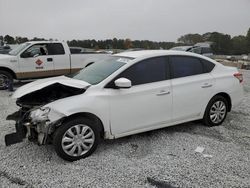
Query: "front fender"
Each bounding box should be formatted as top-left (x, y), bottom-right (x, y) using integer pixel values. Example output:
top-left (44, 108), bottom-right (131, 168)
top-left (0, 55), bottom-right (19, 73)
top-left (45, 94), bottom-right (110, 134)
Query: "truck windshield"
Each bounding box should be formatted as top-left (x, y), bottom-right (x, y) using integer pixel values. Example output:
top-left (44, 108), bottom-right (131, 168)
top-left (71, 56), bottom-right (133, 85)
top-left (9, 43), bottom-right (31, 56)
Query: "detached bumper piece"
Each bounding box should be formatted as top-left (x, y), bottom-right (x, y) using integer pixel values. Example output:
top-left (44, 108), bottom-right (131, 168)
top-left (5, 121), bottom-right (27, 146)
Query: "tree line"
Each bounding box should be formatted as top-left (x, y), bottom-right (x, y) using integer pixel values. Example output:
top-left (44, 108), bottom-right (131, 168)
top-left (178, 28), bottom-right (250, 55)
top-left (1, 27), bottom-right (250, 55)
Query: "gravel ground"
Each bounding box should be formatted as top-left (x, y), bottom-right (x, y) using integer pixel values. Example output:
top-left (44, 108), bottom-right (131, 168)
top-left (0, 71), bottom-right (250, 188)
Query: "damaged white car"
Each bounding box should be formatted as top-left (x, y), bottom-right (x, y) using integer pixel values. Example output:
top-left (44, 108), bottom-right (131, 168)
top-left (5, 50), bottom-right (244, 161)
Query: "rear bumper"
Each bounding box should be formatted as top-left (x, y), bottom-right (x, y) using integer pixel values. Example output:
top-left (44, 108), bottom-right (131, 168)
top-left (230, 86), bottom-right (244, 109)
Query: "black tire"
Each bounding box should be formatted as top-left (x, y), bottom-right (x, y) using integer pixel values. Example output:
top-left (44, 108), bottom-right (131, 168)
top-left (0, 70), bottom-right (13, 90)
top-left (203, 95), bottom-right (229, 127)
top-left (53, 117), bottom-right (100, 161)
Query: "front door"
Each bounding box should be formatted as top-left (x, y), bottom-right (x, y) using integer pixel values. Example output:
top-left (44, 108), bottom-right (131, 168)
top-left (18, 43), bottom-right (54, 79)
top-left (107, 56), bottom-right (172, 136)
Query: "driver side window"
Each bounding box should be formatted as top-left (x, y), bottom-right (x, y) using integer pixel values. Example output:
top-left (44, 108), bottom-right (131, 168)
top-left (106, 56), bottom-right (169, 88)
top-left (22, 44), bottom-right (48, 57)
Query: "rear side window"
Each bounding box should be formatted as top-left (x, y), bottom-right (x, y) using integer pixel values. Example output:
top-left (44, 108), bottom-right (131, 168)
top-left (170, 56), bottom-right (203, 79)
top-left (202, 59), bottom-right (215, 73)
top-left (48, 43), bottom-right (65, 55)
top-left (70, 48), bottom-right (82, 54)
top-left (115, 57), bottom-right (168, 86)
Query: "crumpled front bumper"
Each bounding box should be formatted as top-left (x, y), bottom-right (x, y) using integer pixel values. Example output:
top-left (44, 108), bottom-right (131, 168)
top-left (5, 109), bottom-right (65, 146)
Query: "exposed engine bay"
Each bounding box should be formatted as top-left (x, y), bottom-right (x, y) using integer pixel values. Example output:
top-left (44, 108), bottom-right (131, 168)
top-left (5, 83), bottom-right (86, 146)
top-left (16, 83), bottom-right (86, 107)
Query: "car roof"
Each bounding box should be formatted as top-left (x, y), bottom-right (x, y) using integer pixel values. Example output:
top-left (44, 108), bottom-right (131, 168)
top-left (26, 41), bottom-right (62, 44)
top-left (113, 50), bottom-right (220, 66)
top-left (114, 50), bottom-right (202, 59)
top-left (171, 46), bottom-right (193, 51)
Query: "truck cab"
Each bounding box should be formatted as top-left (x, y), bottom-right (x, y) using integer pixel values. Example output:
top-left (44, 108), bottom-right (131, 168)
top-left (0, 41), bottom-right (109, 90)
top-left (8, 41), bottom-right (71, 79)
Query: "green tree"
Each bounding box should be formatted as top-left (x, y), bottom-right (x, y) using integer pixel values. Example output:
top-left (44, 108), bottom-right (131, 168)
top-left (112, 38), bottom-right (118, 49)
top-left (208, 32), bottom-right (231, 54)
top-left (4, 35), bottom-right (15, 44)
top-left (177, 33), bottom-right (203, 45)
top-left (231, 35), bottom-right (247, 55)
top-left (31, 37), bottom-right (46, 41)
top-left (0, 35), bottom-right (3, 45)
top-left (246, 28), bottom-right (250, 54)
top-left (15, 36), bottom-right (29, 44)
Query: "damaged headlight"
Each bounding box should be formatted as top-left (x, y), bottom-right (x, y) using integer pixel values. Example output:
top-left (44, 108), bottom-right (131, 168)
top-left (30, 107), bottom-right (51, 123)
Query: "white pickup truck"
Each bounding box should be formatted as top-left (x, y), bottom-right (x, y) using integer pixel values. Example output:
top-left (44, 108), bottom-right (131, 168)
top-left (0, 41), bottom-right (110, 89)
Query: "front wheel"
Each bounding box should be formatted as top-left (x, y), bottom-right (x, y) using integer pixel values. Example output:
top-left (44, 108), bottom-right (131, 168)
top-left (53, 117), bottom-right (100, 161)
top-left (203, 96), bottom-right (228, 127)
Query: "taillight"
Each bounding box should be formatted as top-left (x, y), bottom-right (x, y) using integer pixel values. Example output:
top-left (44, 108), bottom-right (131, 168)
top-left (234, 73), bottom-right (243, 83)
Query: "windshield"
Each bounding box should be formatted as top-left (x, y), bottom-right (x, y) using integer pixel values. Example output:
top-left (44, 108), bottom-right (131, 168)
top-left (8, 43), bottom-right (30, 56)
top-left (70, 56), bottom-right (133, 85)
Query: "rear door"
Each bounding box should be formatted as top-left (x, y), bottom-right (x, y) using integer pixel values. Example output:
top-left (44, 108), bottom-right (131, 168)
top-left (18, 43), bottom-right (54, 79)
top-left (170, 56), bottom-right (215, 122)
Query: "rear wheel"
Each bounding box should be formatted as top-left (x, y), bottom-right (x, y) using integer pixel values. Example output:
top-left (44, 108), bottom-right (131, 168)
top-left (203, 95), bottom-right (228, 126)
top-left (53, 117), bottom-right (100, 161)
top-left (0, 70), bottom-right (13, 90)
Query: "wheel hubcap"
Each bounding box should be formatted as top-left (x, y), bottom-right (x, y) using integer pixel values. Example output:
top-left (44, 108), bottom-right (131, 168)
top-left (209, 101), bottom-right (226, 124)
top-left (0, 74), bottom-right (8, 88)
top-left (61, 124), bottom-right (95, 157)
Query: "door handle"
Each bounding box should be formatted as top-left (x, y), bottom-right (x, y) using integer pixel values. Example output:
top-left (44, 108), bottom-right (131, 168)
top-left (201, 84), bottom-right (212, 88)
top-left (47, 58), bottom-right (53, 62)
top-left (156, 90), bottom-right (170, 96)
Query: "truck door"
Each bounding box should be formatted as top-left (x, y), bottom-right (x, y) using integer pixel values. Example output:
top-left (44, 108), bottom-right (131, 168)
top-left (47, 43), bottom-right (71, 76)
top-left (18, 43), bottom-right (54, 79)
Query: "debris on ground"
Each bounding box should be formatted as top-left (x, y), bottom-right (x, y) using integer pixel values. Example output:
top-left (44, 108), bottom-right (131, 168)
top-left (195, 146), bottom-right (205, 153)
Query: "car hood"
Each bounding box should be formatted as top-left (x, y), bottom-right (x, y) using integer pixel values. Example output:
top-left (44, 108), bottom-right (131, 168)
top-left (12, 76), bottom-right (91, 99)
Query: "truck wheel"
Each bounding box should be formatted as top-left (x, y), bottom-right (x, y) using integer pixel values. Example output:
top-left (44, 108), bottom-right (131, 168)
top-left (53, 117), bottom-right (100, 161)
top-left (0, 70), bottom-right (13, 90)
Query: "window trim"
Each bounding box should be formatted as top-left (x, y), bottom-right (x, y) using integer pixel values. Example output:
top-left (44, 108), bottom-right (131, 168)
top-left (105, 56), bottom-right (170, 89)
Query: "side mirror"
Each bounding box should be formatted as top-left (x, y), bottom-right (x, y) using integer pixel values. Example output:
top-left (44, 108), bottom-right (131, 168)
top-left (21, 51), bottom-right (39, 58)
top-left (114, 78), bottom-right (132, 89)
top-left (21, 51), bottom-right (32, 58)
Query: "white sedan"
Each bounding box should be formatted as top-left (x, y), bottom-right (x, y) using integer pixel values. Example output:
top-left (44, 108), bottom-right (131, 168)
top-left (5, 50), bottom-right (244, 161)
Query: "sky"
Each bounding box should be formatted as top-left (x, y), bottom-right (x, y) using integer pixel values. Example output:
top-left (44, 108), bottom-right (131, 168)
top-left (0, 0), bottom-right (250, 42)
